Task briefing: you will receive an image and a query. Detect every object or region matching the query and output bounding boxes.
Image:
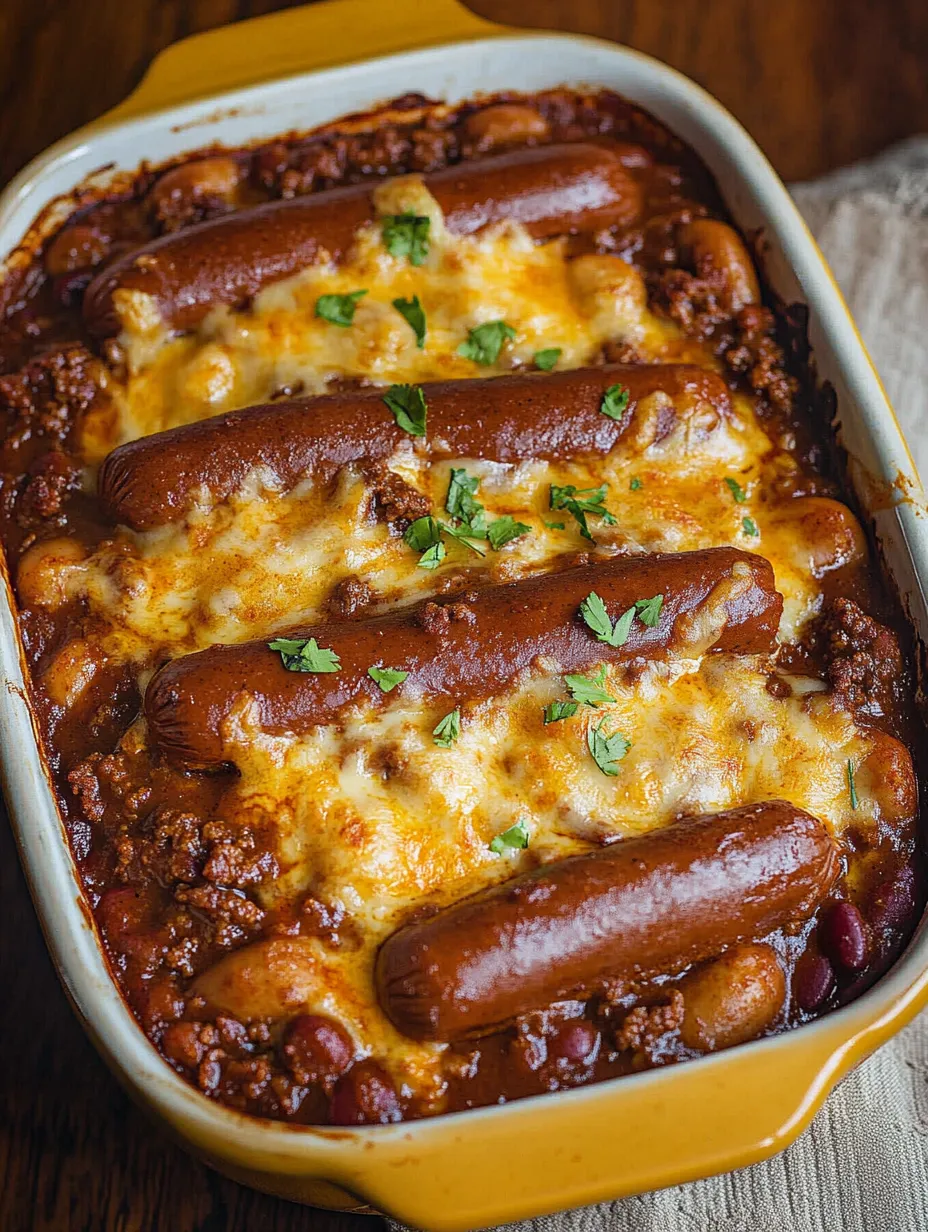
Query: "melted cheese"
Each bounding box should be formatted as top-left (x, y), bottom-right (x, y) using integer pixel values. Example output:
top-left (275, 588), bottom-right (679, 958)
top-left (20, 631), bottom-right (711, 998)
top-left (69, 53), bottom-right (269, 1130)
top-left (32, 183), bottom-right (881, 1098)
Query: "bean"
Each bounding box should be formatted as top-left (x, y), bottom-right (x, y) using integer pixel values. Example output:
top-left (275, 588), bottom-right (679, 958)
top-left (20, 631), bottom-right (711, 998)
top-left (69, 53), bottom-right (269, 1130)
top-left (869, 865), bottom-right (917, 934)
top-left (679, 943), bottom-right (785, 1052)
top-left (820, 901), bottom-right (868, 971)
top-left (282, 1013), bottom-right (354, 1085)
top-left (463, 104), bottom-right (550, 150)
top-left (794, 950), bottom-right (835, 1012)
top-left (550, 1019), bottom-right (600, 1065)
top-left (328, 1060), bottom-right (402, 1126)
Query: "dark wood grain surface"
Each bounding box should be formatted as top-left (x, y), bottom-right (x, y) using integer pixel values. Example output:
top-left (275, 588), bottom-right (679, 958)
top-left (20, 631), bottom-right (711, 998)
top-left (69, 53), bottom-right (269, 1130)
top-left (2, 3), bottom-right (927, 1230)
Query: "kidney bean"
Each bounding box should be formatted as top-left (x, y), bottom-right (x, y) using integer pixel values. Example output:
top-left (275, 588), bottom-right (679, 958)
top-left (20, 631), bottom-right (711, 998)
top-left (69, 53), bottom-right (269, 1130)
top-left (819, 901), bottom-right (868, 972)
top-left (282, 1013), bottom-right (354, 1085)
top-left (794, 951), bottom-right (835, 1012)
top-left (869, 865), bottom-right (917, 934)
top-left (329, 1060), bottom-right (402, 1126)
top-left (550, 1019), bottom-right (600, 1065)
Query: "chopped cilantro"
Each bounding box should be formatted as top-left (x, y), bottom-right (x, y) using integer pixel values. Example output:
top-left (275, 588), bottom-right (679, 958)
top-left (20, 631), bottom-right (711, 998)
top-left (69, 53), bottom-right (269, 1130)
top-left (417, 541), bottom-right (445, 570)
top-left (367, 666), bottom-right (409, 692)
top-left (404, 515), bottom-right (443, 552)
top-left (457, 320), bottom-right (517, 365)
top-left (487, 515), bottom-right (531, 550)
top-left (564, 665), bottom-right (616, 707)
top-left (269, 637), bottom-right (341, 673)
top-left (724, 476), bottom-right (748, 503)
top-left (534, 347), bottom-right (562, 372)
top-left (847, 759), bottom-right (859, 810)
top-left (383, 383), bottom-right (427, 436)
top-left (742, 516), bottom-right (760, 538)
top-left (445, 468), bottom-right (484, 530)
top-left (629, 476), bottom-right (643, 491)
top-left (489, 818), bottom-right (530, 853)
top-left (392, 295), bottom-right (427, 348)
top-left (433, 708), bottom-right (461, 747)
top-left (314, 289), bottom-right (367, 326)
top-left (381, 213), bottom-right (430, 265)
top-left (600, 383), bottom-right (631, 422)
top-left (543, 700), bottom-right (579, 724)
top-left (579, 592), bottom-right (636, 648)
top-left (634, 594), bottom-right (664, 628)
top-left (587, 717), bottom-right (631, 776)
top-left (544, 520), bottom-right (566, 530)
top-left (550, 482), bottom-right (617, 541)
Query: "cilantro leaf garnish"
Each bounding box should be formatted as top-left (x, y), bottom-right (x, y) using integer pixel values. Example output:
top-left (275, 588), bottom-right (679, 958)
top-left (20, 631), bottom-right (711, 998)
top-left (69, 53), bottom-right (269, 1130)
top-left (579, 592), bottom-right (635, 648)
top-left (550, 483), bottom-right (617, 541)
top-left (314, 290), bottom-right (367, 326)
top-left (742, 516), bottom-right (760, 538)
top-left (441, 520), bottom-right (487, 557)
top-left (847, 759), bottom-right (859, 810)
top-left (392, 295), bottom-right (426, 348)
top-left (381, 213), bottom-right (431, 266)
top-left (543, 700), bottom-right (579, 724)
top-left (269, 637), bottom-right (341, 673)
top-left (487, 515), bottom-right (531, 550)
top-left (383, 383), bottom-right (427, 436)
top-left (564, 665), bottom-right (616, 707)
top-left (489, 818), bottom-right (530, 854)
top-left (724, 476), bottom-right (748, 503)
top-left (600, 383), bottom-right (631, 422)
top-left (404, 515), bottom-right (442, 552)
top-left (534, 347), bottom-right (562, 372)
top-left (587, 717), bottom-right (631, 776)
top-left (417, 541), bottom-right (446, 569)
top-left (457, 320), bottom-right (517, 365)
top-left (433, 708), bottom-right (461, 747)
top-left (367, 666), bottom-right (409, 692)
top-left (545, 520), bottom-right (566, 530)
top-left (634, 594), bottom-right (664, 628)
top-left (445, 468), bottom-right (484, 528)
top-left (629, 476), bottom-right (642, 491)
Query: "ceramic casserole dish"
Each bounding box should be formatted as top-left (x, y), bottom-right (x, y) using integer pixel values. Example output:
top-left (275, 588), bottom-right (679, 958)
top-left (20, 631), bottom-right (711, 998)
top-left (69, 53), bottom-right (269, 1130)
top-left (2, 0), bottom-right (927, 1227)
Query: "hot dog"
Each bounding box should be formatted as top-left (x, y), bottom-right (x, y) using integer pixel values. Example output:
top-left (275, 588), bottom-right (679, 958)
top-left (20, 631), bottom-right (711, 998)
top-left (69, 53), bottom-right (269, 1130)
top-left (99, 365), bottom-right (729, 531)
top-left (376, 801), bottom-right (840, 1041)
top-left (144, 546), bottom-right (782, 768)
top-left (83, 143), bottom-right (642, 336)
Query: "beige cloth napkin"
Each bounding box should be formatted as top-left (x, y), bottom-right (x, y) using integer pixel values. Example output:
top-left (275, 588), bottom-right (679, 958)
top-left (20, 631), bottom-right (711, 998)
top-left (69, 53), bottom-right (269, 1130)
top-left (391, 140), bottom-right (928, 1232)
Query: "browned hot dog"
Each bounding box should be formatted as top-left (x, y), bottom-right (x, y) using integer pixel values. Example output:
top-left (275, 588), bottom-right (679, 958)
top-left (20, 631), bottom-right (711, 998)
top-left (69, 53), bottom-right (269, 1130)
top-left (83, 143), bottom-right (641, 336)
top-left (144, 547), bottom-right (782, 768)
top-left (100, 365), bottom-right (729, 531)
top-left (376, 801), bottom-right (840, 1041)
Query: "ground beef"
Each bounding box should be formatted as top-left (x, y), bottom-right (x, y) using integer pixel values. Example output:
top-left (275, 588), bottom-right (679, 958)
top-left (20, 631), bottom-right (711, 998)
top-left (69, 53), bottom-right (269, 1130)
top-left (0, 344), bottom-right (103, 451)
top-left (16, 449), bottom-right (81, 525)
top-left (327, 575), bottom-right (374, 620)
top-left (819, 597), bottom-right (905, 719)
top-left (647, 265), bottom-right (731, 340)
top-left (174, 883), bottom-right (265, 947)
top-left (613, 990), bottom-right (685, 1060)
top-left (363, 462), bottom-right (430, 530)
top-left (417, 599), bottom-right (477, 635)
top-left (723, 304), bottom-right (798, 415)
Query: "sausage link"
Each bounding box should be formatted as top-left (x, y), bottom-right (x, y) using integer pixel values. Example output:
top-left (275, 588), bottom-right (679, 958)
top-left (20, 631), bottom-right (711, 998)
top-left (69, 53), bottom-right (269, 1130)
top-left (83, 143), bottom-right (641, 336)
top-left (678, 219), bottom-right (760, 314)
top-left (99, 364), bottom-right (729, 531)
top-left (377, 802), bottom-right (839, 1041)
top-left (145, 546), bottom-right (782, 768)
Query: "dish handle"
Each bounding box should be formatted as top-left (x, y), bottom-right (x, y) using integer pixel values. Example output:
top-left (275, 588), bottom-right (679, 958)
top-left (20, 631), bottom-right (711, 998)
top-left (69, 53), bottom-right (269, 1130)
top-left (103, 0), bottom-right (508, 124)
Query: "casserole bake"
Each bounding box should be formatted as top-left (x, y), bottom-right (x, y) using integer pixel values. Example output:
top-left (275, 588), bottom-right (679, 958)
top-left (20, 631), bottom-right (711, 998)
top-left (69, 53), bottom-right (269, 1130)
top-left (2, 0), bottom-right (928, 1225)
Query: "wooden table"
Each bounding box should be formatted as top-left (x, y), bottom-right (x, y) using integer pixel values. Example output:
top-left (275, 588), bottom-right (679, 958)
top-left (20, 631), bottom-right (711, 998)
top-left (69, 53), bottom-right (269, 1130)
top-left (2, 3), bottom-right (927, 1230)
